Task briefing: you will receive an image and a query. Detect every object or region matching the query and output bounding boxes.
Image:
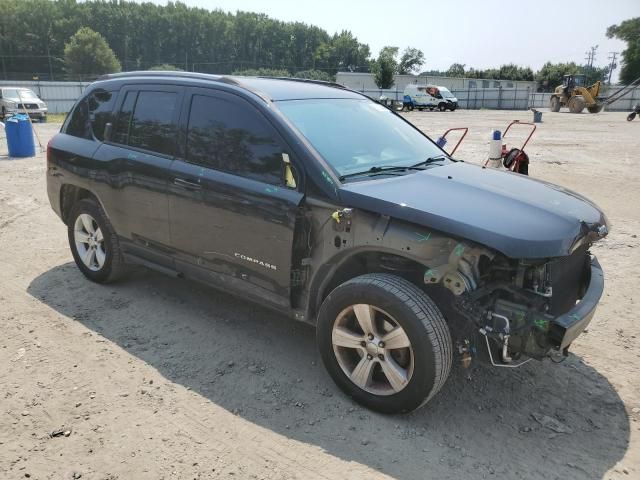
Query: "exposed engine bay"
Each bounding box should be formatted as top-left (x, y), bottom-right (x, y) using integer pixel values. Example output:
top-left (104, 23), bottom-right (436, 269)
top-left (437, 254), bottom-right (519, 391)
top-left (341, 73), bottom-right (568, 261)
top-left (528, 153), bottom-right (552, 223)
top-left (423, 242), bottom-right (593, 366)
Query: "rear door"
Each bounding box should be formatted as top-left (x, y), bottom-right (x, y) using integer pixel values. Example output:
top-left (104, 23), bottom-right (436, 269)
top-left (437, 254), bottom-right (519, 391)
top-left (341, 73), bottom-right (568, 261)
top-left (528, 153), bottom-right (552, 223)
top-left (92, 85), bottom-right (183, 266)
top-left (168, 87), bottom-right (304, 307)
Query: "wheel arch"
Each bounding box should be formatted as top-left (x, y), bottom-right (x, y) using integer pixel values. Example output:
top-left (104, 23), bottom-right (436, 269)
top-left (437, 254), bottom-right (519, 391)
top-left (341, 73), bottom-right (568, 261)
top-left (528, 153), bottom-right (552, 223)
top-left (306, 248), bottom-right (432, 324)
top-left (59, 184), bottom-right (101, 225)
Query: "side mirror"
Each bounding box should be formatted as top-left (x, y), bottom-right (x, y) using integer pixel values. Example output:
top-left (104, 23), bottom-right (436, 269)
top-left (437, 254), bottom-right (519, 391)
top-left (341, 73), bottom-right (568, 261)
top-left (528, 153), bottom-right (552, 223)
top-left (103, 122), bottom-right (113, 142)
top-left (282, 153), bottom-right (297, 189)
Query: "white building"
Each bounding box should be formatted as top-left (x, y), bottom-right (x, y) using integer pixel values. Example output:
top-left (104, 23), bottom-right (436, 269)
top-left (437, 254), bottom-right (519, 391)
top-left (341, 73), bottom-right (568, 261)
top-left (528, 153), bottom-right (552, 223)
top-left (335, 72), bottom-right (537, 93)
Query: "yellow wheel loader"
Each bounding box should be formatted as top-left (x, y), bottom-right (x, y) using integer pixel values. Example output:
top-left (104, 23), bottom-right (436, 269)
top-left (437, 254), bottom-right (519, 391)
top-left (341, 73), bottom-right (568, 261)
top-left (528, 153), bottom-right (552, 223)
top-left (549, 74), bottom-right (603, 114)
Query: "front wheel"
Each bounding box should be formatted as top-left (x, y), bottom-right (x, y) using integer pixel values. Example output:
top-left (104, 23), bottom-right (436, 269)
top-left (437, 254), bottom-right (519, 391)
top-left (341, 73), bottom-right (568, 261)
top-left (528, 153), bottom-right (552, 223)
top-left (550, 96), bottom-right (561, 112)
top-left (628, 112), bottom-right (636, 122)
top-left (317, 274), bottom-right (452, 413)
top-left (438, 103), bottom-right (447, 112)
top-left (67, 198), bottom-right (126, 283)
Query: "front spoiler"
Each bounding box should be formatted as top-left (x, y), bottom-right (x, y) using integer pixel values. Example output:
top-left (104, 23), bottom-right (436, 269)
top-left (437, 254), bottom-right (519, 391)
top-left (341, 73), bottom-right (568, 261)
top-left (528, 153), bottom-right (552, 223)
top-left (548, 256), bottom-right (604, 350)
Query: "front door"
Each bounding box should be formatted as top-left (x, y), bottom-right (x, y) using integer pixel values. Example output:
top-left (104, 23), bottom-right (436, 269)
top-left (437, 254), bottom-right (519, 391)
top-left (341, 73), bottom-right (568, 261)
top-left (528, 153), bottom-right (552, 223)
top-left (168, 88), bottom-right (304, 308)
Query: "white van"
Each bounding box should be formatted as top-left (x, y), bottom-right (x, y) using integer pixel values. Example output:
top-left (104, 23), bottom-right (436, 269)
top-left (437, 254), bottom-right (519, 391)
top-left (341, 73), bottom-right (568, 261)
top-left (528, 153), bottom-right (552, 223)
top-left (403, 84), bottom-right (458, 111)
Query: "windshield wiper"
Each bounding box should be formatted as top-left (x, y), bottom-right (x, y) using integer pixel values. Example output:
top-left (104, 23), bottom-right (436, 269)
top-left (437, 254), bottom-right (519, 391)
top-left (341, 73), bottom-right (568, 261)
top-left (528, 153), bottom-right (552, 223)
top-left (339, 165), bottom-right (425, 181)
top-left (411, 154), bottom-right (449, 168)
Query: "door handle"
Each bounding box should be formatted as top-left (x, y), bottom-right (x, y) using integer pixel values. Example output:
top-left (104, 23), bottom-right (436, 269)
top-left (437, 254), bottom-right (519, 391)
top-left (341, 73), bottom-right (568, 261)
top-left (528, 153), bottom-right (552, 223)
top-left (173, 178), bottom-right (202, 190)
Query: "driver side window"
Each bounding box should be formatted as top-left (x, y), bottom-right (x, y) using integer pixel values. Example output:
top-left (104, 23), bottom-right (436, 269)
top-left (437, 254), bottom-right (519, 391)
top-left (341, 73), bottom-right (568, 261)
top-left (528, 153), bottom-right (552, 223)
top-left (186, 94), bottom-right (286, 186)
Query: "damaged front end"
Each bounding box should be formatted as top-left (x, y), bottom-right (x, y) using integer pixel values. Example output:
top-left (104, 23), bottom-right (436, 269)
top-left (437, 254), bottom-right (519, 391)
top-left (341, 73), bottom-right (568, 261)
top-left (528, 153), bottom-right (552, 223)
top-left (424, 242), bottom-right (604, 367)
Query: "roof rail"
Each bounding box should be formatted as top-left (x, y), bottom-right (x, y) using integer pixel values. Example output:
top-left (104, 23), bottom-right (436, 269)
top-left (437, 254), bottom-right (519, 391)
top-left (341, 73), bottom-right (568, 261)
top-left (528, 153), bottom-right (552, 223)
top-left (96, 70), bottom-right (241, 86)
top-left (256, 76), bottom-right (347, 90)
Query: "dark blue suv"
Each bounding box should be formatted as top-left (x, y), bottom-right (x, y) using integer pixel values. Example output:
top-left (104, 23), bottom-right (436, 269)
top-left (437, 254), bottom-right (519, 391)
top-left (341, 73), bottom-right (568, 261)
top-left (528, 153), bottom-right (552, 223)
top-left (47, 72), bottom-right (607, 413)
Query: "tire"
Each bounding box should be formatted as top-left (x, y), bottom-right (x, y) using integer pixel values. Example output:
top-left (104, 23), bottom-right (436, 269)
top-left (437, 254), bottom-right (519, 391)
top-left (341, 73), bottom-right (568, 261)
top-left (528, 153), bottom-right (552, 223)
top-left (627, 112), bottom-right (636, 122)
top-left (317, 273), bottom-right (452, 413)
top-left (587, 104), bottom-right (603, 114)
top-left (67, 198), bottom-right (126, 283)
top-left (550, 96), bottom-right (561, 112)
top-left (438, 103), bottom-right (446, 112)
top-left (568, 96), bottom-right (585, 114)
top-left (407, 104), bottom-right (414, 112)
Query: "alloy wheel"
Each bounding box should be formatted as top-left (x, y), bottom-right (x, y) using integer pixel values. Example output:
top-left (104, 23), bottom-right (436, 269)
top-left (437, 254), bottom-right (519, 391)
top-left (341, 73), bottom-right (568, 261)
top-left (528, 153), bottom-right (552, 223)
top-left (332, 304), bottom-right (414, 396)
top-left (74, 213), bottom-right (106, 271)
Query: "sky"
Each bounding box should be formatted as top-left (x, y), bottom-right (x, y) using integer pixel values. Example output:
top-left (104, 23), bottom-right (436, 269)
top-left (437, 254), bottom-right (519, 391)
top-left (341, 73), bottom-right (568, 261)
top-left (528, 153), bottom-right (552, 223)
top-left (145, 0), bottom-right (639, 81)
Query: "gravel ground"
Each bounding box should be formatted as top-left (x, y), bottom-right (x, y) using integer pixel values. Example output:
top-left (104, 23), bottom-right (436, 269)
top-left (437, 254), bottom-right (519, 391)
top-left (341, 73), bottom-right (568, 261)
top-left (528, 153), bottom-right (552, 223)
top-left (1, 109), bottom-right (639, 480)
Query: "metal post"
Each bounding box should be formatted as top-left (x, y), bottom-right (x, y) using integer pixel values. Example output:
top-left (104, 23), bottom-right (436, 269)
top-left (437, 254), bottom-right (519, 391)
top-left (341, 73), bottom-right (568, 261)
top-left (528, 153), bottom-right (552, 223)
top-left (498, 86), bottom-right (502, 109)
top-left (514, 83), bottom-right (518, 110)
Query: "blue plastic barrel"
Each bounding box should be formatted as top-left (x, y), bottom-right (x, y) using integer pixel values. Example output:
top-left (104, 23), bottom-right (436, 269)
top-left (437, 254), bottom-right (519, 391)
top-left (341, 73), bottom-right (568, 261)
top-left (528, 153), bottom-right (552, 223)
top-left (5, 114), bottom-right (36, 157)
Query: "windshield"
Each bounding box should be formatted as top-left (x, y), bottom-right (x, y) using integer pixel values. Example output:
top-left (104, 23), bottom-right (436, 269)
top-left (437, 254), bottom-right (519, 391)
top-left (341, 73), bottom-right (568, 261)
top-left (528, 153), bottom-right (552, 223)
top-left (440, 88), bottom-right (455, 98)
top-left (2, 89), bottom-right (39, 100)
top-left (276, 98), bottom-right (444, 177)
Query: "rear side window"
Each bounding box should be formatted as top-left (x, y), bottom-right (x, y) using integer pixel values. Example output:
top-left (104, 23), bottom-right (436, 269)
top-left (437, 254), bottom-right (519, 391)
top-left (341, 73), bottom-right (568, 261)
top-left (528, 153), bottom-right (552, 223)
top-left (112, 91), bottom-right (136, 145)
top-left (186, 94), bottom-right (283, 184)
top-left (112, 90), bottom-right (178, 157)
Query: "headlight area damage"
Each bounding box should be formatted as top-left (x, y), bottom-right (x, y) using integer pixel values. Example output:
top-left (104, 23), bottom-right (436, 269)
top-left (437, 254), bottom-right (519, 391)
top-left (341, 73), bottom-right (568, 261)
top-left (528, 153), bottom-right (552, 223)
top-left (423, 242), bottom-right (604, 367)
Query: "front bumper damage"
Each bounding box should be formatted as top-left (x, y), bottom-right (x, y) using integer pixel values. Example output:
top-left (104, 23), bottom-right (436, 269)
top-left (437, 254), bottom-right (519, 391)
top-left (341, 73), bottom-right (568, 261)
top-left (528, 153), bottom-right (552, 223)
top-left (548, 257), bottom-right (603, 350)
top-left (425, 242), bottom-right (604, 367)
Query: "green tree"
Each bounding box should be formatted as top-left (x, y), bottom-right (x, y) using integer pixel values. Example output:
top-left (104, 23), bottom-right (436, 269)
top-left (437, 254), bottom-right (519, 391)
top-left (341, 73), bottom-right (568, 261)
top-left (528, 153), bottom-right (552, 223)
top-left (607, 17), bottom-right (640, 84)
top-left (371, 46), bottom-right (398, 88)
top-left (149, 64), bottom-right (183, 71)
top-left (397, 47), bottom-right (425, 74)
top-left (295, 69), bottom-right (335, 82)
top-left (535, 61), bottom-right (607, 91)
top-left (232, 68), bottom-right (291, 77)
top-left (446, 63), bottom-right (466, 77)
top-left (0, 1), bottom-right (370, 80)
top-left (535, 62), bottom-right (581, 90)
top-left (63, 27), bottom-right (120, 76)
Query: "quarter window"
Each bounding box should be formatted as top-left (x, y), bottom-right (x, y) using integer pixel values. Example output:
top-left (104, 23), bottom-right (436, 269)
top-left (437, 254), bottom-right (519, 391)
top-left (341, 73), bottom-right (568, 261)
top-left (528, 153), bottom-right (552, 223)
top-left (88, 90), bottom-right (117, 141)
top-left (65, 97), bottom-right (91, 139)
top-left (186, 94), bottom-right (284, 184)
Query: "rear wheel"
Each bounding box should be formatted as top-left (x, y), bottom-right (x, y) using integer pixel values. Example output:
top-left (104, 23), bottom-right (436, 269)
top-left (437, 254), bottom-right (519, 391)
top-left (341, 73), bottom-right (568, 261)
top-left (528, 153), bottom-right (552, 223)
top-left (550, 96), bottom-right (561, 112)
top-left (568, 96), bottom-right (585, 113)
top-left (317, 273), bottom-right (452, 413)
top-left (67, 198), bottom-right (126, 283)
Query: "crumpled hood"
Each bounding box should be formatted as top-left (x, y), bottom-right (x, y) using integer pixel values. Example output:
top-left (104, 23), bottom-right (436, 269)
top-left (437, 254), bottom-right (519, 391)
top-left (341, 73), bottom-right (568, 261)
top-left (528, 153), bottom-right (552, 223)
top-left (339, 162), bottom-right (608, 259)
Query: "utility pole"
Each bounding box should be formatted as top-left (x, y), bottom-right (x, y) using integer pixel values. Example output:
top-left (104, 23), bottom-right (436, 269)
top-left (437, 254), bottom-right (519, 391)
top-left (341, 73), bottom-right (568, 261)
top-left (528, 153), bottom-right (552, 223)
top-left (607, 52), bottom-right (618, 84)
top-left (584, 45), bottom-right (598, 69)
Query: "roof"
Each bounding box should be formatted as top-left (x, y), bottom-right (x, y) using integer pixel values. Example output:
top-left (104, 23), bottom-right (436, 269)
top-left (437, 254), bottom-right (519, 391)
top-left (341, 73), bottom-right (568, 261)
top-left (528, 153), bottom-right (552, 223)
top-left (96, 71), bottom-right (364, 101)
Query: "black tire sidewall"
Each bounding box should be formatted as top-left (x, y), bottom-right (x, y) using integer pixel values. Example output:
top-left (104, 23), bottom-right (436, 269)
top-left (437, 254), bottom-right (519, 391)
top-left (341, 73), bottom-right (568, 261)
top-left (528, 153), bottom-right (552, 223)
top-left (317, 279), bottom-right (440, 413)
top-left (67, 199), bottom-right (118, 283)
top-left (438, 103), bottom-right (446, 111)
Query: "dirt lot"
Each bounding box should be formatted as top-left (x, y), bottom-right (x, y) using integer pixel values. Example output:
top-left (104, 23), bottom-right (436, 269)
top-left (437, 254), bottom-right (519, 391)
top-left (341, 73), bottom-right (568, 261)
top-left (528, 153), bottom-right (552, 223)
top-left (1, 109), bottom-right (639, 480)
